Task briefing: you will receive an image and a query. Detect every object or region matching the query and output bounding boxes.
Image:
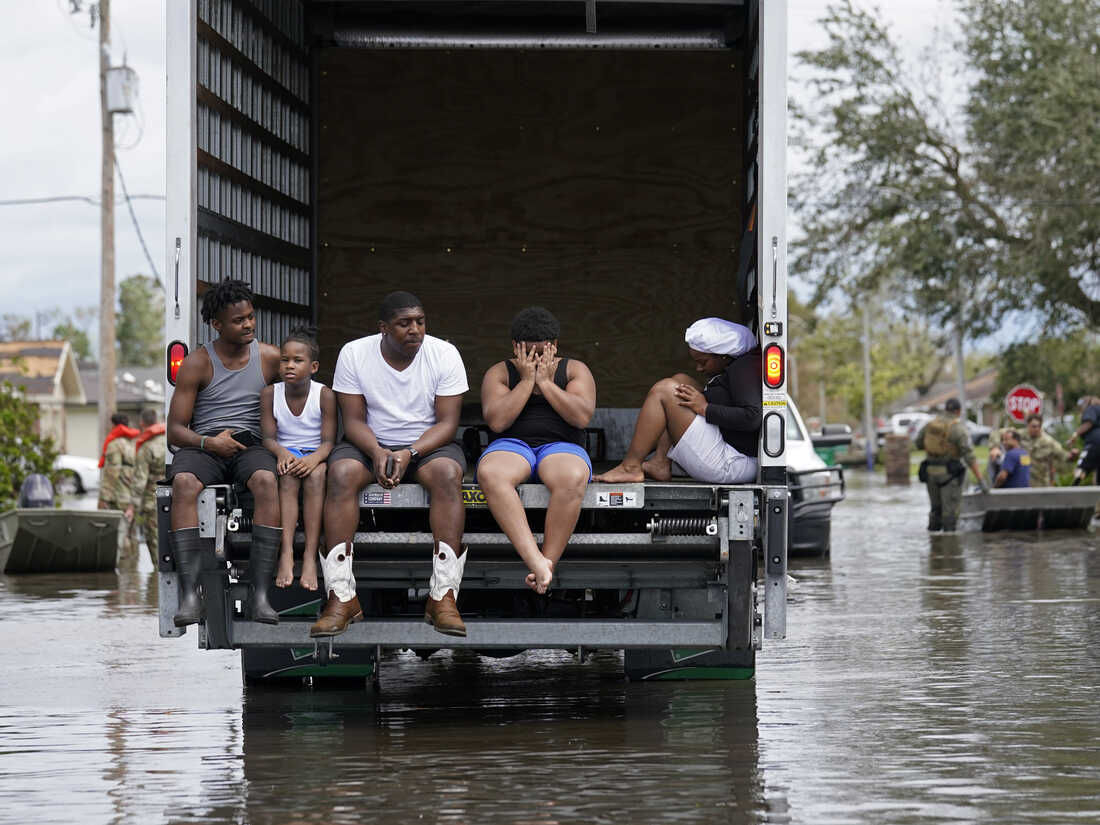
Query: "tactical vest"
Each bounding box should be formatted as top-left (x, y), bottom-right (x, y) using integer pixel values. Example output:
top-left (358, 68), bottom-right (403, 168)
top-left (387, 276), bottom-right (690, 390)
top-left (923, 416), bottom-right (959, 458)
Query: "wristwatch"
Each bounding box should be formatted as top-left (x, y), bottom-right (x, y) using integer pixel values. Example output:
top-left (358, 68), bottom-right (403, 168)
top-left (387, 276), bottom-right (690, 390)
top-left (407, 447), bottom-right (420, 461)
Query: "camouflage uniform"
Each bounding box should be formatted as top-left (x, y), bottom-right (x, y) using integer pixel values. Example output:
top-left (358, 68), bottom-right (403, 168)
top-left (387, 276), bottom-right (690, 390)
top-left (98, 435), bottom-right (137, 562)
top-left (915, 415), bottom-right (976, 532)
top-left (1019, 429), bottom-right (1068, 487)
top-left (130, 431), bottom-right (167, 566)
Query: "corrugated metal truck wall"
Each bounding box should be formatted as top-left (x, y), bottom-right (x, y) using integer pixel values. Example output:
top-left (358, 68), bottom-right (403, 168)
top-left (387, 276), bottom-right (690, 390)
top-left (195, 0), bottom-right (313, 346)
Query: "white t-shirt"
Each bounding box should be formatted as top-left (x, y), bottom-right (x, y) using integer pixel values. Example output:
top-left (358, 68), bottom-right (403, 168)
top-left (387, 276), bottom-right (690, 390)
top-left (332, 333), bottom-right (468, 445)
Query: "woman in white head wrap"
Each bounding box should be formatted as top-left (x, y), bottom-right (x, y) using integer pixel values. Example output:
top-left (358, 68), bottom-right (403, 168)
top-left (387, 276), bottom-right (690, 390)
top-left (595, 318), bottom-right (762, 484)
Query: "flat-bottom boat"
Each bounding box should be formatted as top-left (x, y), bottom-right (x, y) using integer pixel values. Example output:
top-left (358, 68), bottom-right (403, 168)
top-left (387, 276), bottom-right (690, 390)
top-left (0, 508), bottom-right (124, 574)
top-left (960, 486), bottom-right (1100, 532)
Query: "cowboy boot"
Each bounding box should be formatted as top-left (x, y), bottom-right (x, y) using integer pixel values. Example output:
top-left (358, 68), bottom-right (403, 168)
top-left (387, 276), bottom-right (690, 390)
top-left (424, 541), bottom-right (467, 637)
top-left (248, 524), bottom-right (281, 624)
top-left (310, 541), bottom-right (363, 637)
top-left (172, 527), bottom-right (206, 627)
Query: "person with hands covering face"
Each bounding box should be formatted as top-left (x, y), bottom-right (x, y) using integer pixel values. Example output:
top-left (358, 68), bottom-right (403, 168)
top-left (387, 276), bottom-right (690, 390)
top-left (477, 307), bottom-right (597, 594)
top-left (166, 279), bottom-right (283, 627)
top-left (259, 326), bottom-right (337, 592)
top-left (316, 291), bottom-right (470, 638)
top-left (596, 317), bottom-right (761, 485)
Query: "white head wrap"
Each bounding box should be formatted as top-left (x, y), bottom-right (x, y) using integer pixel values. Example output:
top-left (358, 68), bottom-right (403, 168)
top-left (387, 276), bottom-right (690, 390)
top-left (684, 318), bottom-right (758, 357)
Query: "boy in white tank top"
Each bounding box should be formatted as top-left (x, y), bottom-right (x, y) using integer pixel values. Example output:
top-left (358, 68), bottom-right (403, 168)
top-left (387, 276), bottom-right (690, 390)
top-left (260, 327), bottom-right (337, 591)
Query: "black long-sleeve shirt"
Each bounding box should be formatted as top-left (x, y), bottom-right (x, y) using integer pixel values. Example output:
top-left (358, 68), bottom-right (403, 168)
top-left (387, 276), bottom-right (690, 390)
top-left (702, 347), bottom-right (762, 457)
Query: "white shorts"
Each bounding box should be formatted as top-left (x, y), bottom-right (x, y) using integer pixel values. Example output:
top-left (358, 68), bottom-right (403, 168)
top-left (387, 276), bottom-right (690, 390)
top-left (667, 415), bottom-right (757, 484)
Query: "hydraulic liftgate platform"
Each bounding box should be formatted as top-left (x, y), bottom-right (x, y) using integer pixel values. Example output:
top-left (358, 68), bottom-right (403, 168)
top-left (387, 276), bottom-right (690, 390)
top-left (155, 480), bottom-right (788, 679)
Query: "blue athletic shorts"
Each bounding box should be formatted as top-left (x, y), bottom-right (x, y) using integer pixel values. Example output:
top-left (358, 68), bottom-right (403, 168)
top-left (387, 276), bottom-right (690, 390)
top-left (477, 438), bottom-right (592, 482)
top-left (283, 446), bottom-right (315, 458)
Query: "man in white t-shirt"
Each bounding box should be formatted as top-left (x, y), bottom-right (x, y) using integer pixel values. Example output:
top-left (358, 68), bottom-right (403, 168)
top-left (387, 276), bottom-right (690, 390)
top-left (312, 291), bottom-right (471, 638)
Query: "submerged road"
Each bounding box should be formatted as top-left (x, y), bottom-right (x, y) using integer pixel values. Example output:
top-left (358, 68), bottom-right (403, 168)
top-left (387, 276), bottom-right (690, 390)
top-left (1, 473), bottom-right (1098, 824)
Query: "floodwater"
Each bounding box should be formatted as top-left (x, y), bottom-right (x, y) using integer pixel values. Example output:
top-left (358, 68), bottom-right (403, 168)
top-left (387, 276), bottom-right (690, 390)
top-left (1, 476), bottom-right (1098, 824)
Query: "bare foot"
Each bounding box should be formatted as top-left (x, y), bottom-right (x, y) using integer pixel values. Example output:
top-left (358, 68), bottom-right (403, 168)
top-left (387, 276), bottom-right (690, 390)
top-left (275, 550), bottom-right (295, 588)
top-left (299, 552), bottom-right (319, 591)
top-left (593, 463), bottom-right (645, 483)
top-left (641, 457), bottom-right (672, 481)
top-left (525, 557), bottom-right (554, 594)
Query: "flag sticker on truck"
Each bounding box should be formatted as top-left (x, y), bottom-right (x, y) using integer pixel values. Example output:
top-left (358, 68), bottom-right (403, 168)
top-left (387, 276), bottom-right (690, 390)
top-left (361, 491), bottom-right (391, 506)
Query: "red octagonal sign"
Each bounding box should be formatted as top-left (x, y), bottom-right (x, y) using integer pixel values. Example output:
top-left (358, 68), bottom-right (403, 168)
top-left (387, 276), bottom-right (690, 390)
top-left (1005, 384), bottom-right (1043, 422)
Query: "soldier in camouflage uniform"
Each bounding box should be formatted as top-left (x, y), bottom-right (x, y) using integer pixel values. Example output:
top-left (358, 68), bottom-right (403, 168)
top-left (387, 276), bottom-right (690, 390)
top-left (126, 408), bottom-right (167, 566)
top-left (98, 412), bottom-right (139, 561)
top-left (915, 398), bottom-right (989, 532)
top-left (1020, 413), bottom-right (1068, 487)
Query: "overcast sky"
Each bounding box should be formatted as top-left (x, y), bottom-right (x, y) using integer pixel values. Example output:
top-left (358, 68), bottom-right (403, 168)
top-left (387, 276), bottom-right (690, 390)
top-left (0, 0), bottom-right (954, 342)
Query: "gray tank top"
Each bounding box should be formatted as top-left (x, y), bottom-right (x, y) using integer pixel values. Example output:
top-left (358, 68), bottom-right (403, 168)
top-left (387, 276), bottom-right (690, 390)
top-left (190, 339), bottom-right (267, 437)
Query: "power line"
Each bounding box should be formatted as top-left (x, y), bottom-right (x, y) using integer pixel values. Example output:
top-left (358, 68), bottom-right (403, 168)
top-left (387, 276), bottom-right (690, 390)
top-left (113, 155), bottom-right (162, 288)
top-left (0, 195), bottom-right (164, 206)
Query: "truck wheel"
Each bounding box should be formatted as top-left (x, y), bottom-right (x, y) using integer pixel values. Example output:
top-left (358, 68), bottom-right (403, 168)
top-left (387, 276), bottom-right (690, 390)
top-left (623, 647), bottom-right (755, 681)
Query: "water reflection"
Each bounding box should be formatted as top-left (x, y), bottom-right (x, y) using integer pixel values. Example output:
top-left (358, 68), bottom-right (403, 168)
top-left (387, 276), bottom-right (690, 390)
top-left (1, 472), bottom-right (1098, 824)
top-left (232, 656), bottom-right (765, 824)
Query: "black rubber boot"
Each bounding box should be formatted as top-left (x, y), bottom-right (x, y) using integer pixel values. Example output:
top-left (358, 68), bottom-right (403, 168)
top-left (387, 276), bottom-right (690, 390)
top-left (172, 527), bottom-right (206, 627)
top-left (249, 525), bottom-right (281, 625)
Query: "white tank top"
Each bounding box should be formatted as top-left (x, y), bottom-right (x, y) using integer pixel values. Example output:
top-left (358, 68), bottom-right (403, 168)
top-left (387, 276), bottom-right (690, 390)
top-left (274, 381), bottom-right (323, 451)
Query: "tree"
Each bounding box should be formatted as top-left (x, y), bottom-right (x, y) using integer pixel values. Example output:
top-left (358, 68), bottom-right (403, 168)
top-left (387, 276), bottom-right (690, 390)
top-left (993, 331), bottom-right (1100, 408)
top-left (52, 320), bottom-right (93, 362)
top-left (117, 275), bottom-right (164, 367)
top-left (0, 382), bottom-right (59, 510)
top-left (0, 314), bottom-right (32, 342)
top-left (791, 0), bottom-right (1100, 330)
top-left (794, 305), bottom-right (950, 421)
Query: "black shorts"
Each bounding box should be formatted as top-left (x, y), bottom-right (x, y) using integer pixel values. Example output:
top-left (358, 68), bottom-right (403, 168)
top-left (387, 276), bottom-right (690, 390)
top-left (1078, 444), bottom-right (1100, 473)
top-left (167, 445), bottom-right (278, 486)
top-left (328, 440), bottom-right (467, 481)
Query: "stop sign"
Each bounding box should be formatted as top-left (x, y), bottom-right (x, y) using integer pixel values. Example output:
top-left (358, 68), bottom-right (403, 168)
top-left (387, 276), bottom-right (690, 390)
top-left (1005, 384), bottom-right (1043, 422)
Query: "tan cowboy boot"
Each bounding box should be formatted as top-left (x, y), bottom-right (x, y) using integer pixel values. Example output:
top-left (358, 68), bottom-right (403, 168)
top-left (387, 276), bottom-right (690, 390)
top-left (310, 541), bottom-right (363, 637)
top-left (424, 541), bottom-right (467, 637)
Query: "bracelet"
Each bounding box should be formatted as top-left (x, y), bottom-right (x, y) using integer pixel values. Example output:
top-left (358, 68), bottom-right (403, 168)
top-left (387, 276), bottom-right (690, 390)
top-left (199, 435), bottom-right (207, 451)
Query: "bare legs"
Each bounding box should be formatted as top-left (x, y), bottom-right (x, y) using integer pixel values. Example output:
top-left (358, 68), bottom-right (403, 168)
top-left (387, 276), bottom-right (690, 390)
top-left (595, 374), bottom-right (700, 483)
top-left (478, 451), bottom-right (589, 593)
top-left (415, 458), bottom-right (466, 556)
top-left (323, 459), bottom-right (372, 554)
top-left (275, 464), bottom-right (325, 590)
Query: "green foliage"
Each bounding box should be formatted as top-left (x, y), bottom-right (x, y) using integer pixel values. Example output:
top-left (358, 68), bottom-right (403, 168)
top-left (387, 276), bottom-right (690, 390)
top-left (792, 0), bottom-right (1100, 331)
top-left (993, 331), bottom-right (1100, 405)
top-left (117, 275), bottom-right (164, 367)
top-left (0, 314), bottom-right (32, 341)
top-left (52, 320), bottom-right (92, 362)
top-left (795, 307), bottom-right (949, 420)
top-left (0, 382), bottom-right (59, 510)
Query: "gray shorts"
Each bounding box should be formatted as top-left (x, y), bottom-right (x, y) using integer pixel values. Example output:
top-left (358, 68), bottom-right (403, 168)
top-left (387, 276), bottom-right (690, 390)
top-left (328, 440), bottom-right (467, 481)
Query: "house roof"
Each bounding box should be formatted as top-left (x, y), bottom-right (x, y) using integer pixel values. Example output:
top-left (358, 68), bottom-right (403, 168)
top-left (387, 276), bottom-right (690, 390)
top-left (910, 368), bottom-right (998, 411)
top-left (79, 366), bottom-right (165, 406)
top-left (0, 340), bottom-right (85, 404)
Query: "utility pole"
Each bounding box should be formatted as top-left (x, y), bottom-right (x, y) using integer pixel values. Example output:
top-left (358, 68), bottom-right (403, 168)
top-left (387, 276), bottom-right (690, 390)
top-left (954, 322), bottom-right (967, 421)
top-left (97, 0), bottom-right (116, 442)
top-left (861, 302), bottom-right (875, 471)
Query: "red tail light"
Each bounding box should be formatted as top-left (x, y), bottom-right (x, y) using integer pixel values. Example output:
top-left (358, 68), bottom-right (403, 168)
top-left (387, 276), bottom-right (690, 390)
top-left (167, 341), bottom-right (188, 386)
top-left (764, 343), bottom-right (784, 389)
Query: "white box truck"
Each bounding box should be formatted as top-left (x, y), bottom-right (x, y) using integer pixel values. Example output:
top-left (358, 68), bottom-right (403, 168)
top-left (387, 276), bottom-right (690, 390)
top-left (159, 0), bottom-right (792, 683)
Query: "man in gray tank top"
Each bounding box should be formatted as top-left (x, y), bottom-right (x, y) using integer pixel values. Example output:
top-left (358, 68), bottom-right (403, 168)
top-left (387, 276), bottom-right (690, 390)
top-left (166, 279), bottom-right (283, 626)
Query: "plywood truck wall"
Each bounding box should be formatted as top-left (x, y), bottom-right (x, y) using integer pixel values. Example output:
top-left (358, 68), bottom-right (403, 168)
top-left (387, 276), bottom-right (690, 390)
top-left (316, 48), bottom-right (747, 407)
